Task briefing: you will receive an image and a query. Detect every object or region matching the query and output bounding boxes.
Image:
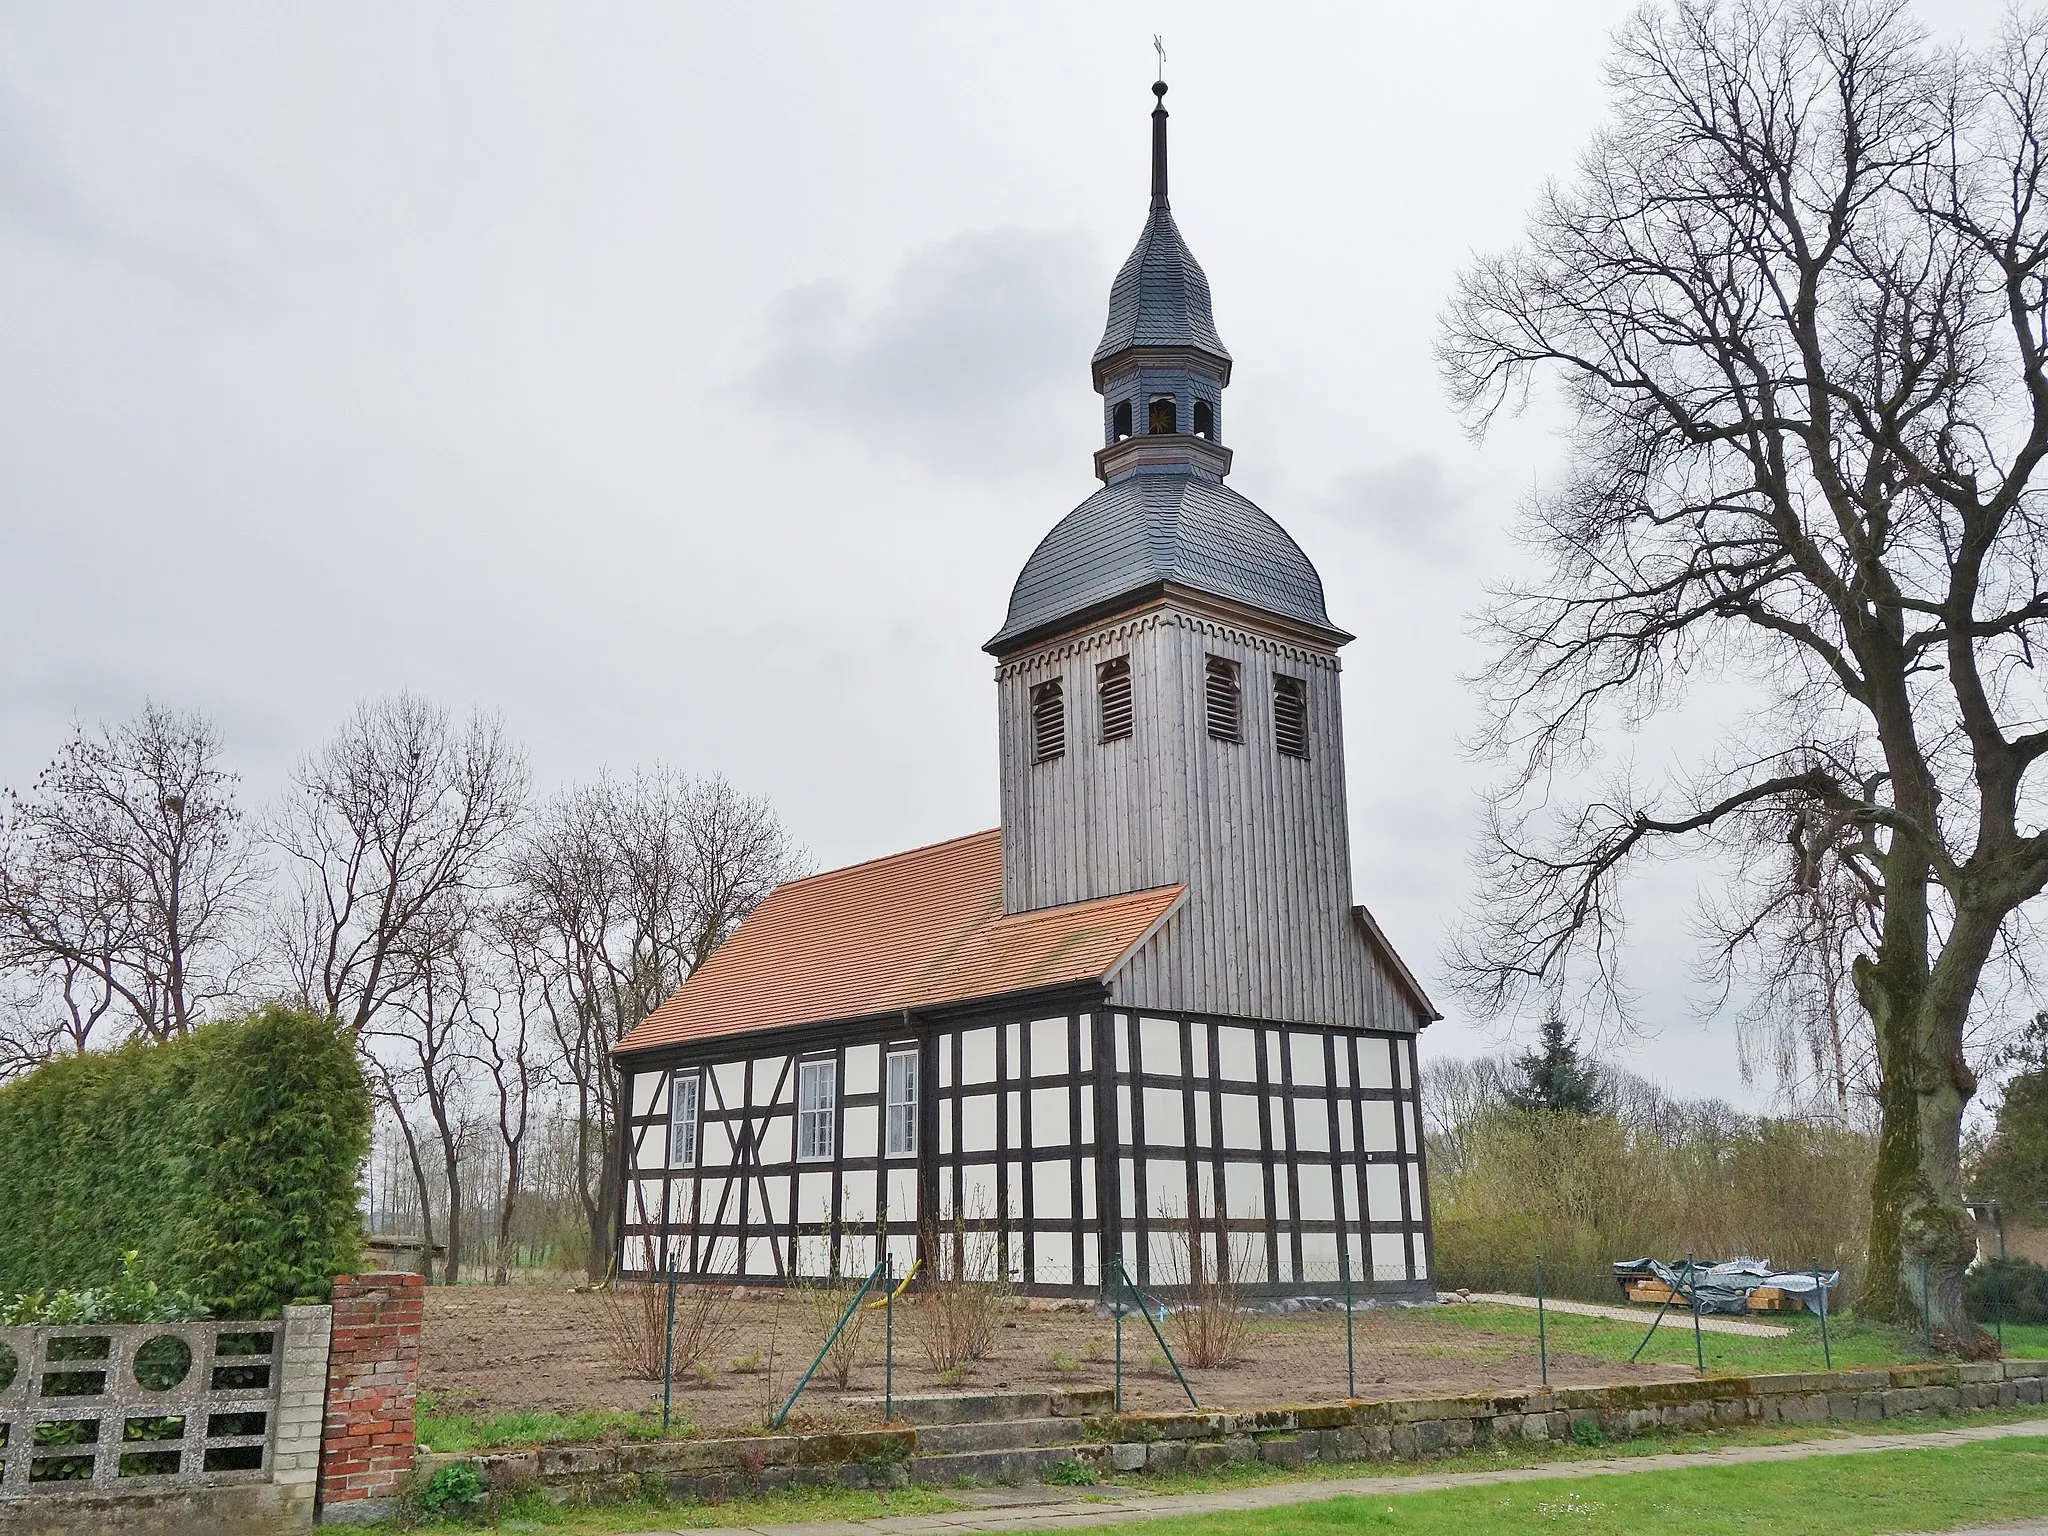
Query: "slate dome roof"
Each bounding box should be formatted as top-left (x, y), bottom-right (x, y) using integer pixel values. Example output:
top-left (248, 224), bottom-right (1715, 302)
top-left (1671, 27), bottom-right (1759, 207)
top-left (1092, 206), bottom-right (1231, 371)
top-left (986, 473), bottom-right (1339, 653)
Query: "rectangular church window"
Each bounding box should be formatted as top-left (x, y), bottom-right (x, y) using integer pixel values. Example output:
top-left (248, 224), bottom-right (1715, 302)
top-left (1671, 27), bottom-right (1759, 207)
top-left (1030, 679), bottom-right (1065, 762)
top-left (1273, 673), bottom-right (1308, 757)
top-left (668, 1071), bottom-right (699, 1169)
top-left (1204, 656), bottom-right (1241, 742)
top-left (1097, 656), bottom-right (1133, 741)
top-left (885, 1048), bottom-right (918, 1158)
top-left (797, 1059), bottom-right (836, 1161)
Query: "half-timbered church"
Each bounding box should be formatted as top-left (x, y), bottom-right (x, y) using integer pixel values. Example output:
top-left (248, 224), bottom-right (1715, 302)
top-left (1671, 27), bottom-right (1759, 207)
top-left (613, 80), bottom-right (1439, 1300)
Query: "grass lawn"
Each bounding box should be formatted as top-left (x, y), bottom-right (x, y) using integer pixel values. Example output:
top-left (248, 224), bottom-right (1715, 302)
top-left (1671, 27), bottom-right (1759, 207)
top-left (1040, 1437), bottom-right (2048, 1536)
top-left (363, 1482), bottom-right (963, 1532)
top-left (416, 1393), bottom-right (687, 1454)
top-left (1425, 1301), bottom-right (2048, 1374)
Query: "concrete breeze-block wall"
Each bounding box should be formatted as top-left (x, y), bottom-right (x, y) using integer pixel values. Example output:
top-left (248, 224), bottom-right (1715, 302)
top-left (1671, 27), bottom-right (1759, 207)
top-left (318, 1272), bottom-right (423, 1515)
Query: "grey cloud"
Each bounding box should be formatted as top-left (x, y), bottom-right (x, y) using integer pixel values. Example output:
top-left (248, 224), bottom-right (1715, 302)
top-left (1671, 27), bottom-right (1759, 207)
top-left (1321, 455), bottom-right (1470, 562)
top-left (751, 228), bottom-right (1101, 476)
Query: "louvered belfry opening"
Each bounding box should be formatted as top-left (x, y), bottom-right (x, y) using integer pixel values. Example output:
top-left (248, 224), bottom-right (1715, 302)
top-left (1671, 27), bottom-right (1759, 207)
top-left (1274, 673), bottom-right (1309, 758)
top-left (1097, 656), bottom-right (1134, 742)
top-left (1030, 678), bottom-right (1067, 762)
top-left (1204, 655), bottom-right (1241, 742)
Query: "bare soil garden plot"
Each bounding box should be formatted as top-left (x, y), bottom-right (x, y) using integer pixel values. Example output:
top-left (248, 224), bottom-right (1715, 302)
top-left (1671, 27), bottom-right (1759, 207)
top-left (419, 1286), bottom-right (1696, 1436)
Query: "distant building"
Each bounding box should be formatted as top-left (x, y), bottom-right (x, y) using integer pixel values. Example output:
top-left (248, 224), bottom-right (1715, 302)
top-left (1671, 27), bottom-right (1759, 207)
top-left (611, 80), bottom-right (1439, 1298)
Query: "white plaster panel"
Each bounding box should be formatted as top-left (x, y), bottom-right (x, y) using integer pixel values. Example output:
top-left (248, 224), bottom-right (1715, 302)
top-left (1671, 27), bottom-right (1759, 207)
top-left (1192, 1090), bottom-right (1213, 1147)
top-left (940, 1046), bottom-right (953, 1090)
top-left (1363, 1100), bottom-right (1398, 1151)
top-left (1144, 1086), bottom-right (1185, 1145)
top-left (1034, 1247), bottom-right (1074, 1286)
top-left (758, 1116), bottom-right (793, 1165)
top-left (941, 1110), bottom-right (953, 1155)
top-left (713, 1062), bottom-right (747, 1109)
top-left (1408, 1162), bottom-right (1426, 1217)
top-left (1290, 1032), bottom-right (1326, 1088)
top-left (1294, 1100), bottom-right (1330, 1154)
top-left (887, 1168), bottom-right (918, 1222)
top-left (1338, 1106), bottom-right (1355, 1152)
top-left (1297, 1165), bottom-right (1335, 1221)
top-left (1366, 1163), bottom-right (1402, 1220)
top-left (752, 1057), bottom-right (789, 1102)
top-left (1007, 1162), bottom-right (1024, 1226)
top-left (844, 1044), bottom-right (879, 1098)
top-left (961, 1167), bottom-right (999, 1223)
top-left (1114, 1014), bottom-right (1132, 1073)
top-left (704, 1241), bottom-right (737, 1275)
top-left (1216, 1026), bottom-right (1258, 1083)
top-left (1031, 1086), bottom-right (1070, 1147)
top-left (1031, 1017), bottom-right (1068, 1075)
top-left (1007, 1021), bottom-right (1024, 1077)
top-left (1140, 1016), bottom-right (1182, 1077)
top-left (1079, 1023), bottom-right (1093, 1072)
top-left (1119, 1158), bottom-right (1136, 1217)
top-left (1398, 1039), bottom-right (1414, 1089)
top-left (1370, 1232), bottom-right (1408, 1282)
top-left (960, 1095), bottom-right (998, 1153)
top-left (631, 1124), bottom-right (664, 1172)
top-left (698, 1177), bottom-right (728, 1220)
top-left (757, 1176), bottom-right (789, 1227)
top-left (1334, 1043), bottom-right (1351, 1090)
top-left (700, 1122), bottom-right (734, 1167)
top-left (1359, 1040), bottom-right (1394, 1090)
top-left (1147, 1230), bottom-right (1185, 1287)
top-left (796, 1235), bottom-right (832, 1277)
top-left (841, 1232), bottom-right (876, 1275)
top-left (1301, 1230), bottom-right (1339, 1275)
top-left (1117, 1086), bottom-right (1132, 1142)
top-left (1220, 1093), bottom-right (1260, 1149)
top-left (841, 1169), bottom-right (879, 1223)
top-left (1148, 1160), bottom-right (1188, 1219)
top-left (1272, 1172), bottom-right (1290, 1221)
top-left (1083, 1231), bottom-right (1100, 1285)
top-left (962, 1028), bottom-right (998, 1085)
top-left (1271, 1101), bottom-right (1290, 1154)
top-left (1032, 1160), bottom-right (1072, 1219)
top-left (1266, 1032), bottom-right (1286, 1086)
top-left (1190, 1026), bottom-right (1209, 1080)
top-left (630, 1072), bottom-right (663, 1116)
top-left (844, 1104), bottom-right (879, 1160)
top-left (798, 1171), bottom-right (833, 1225)
top-left (1080, 1095), bottom-right (1095, 1144)
top-left (886, 1233), bottom-right (917, 1276)
top-left (1402, 1101), bottom-right (1419, 1153)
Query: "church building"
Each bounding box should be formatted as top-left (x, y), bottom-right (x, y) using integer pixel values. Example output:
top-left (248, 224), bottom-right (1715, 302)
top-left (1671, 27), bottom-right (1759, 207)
top-left (612, 80), bottom-right (1439, 1300)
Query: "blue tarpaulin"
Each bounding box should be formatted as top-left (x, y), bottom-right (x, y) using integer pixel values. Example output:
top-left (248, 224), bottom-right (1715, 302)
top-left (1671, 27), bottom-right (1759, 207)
top-left (1613, 1257), bottom-right (1840, 1315)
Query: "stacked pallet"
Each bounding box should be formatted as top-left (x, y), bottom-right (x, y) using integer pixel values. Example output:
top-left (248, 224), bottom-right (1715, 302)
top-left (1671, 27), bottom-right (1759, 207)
top-left (1625, 1279), bottom-right (1678, 1305)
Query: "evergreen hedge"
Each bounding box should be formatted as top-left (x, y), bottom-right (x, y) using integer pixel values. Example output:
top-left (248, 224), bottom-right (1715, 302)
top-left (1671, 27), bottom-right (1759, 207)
top-left (0, 1006), bottom-right (370, 1317)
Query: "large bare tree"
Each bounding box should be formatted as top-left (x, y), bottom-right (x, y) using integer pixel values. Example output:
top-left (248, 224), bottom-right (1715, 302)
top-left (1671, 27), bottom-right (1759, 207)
top-left (1440, 0), bottom-right (2048, 1339)
top-left (515, 769), bottom-right (805, 1281)
top-left (0, 704), bottom-right (261, 1059)
top-left (273, 694), bottom-right (527, 1035)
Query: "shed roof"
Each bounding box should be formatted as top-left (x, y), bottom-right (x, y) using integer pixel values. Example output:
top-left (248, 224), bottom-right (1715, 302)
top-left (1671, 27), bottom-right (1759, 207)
top-left (614, 830), bottom-right (1184, 1056)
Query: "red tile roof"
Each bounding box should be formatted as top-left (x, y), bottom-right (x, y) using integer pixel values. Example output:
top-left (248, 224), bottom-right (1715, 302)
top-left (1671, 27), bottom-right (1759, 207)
top-left (614, 829), bottom-right (1185, 1055)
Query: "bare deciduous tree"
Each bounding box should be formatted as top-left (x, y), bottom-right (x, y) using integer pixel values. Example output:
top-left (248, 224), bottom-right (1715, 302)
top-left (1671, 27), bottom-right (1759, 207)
top-left (273, 694), bottom-right (527, 1035)
top-left (516, 769), bottom-right (805, 1281)
top-left (0, 704), bottom-right (260, 1060)
top-left (1440, 0), bottom-right (2048, 1338)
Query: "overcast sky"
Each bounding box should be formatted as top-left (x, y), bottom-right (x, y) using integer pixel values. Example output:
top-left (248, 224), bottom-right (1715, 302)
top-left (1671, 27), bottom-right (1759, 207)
top-left (0, 2), bottom-right (2016, 1103)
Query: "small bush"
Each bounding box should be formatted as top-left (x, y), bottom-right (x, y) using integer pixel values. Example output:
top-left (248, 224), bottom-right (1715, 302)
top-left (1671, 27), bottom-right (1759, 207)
top-left (911, 1217), bottom-right (1012, 1373)
top-left (419, 1461), bottom-right (486, 1514)
top-left (1571, 1419), bottom-right (1605, 1446)
top-left (1966, 1257), bottom-right (2048, 1326)
top-left (1046, 1457), bottom-right (1098, 1486)
top-left (0, 1251), bottom-right (208, 1327)
top-left (796, 1278), bottom-right (873, 1389)
top-left (599, 1269), bottom-right (737, 1383)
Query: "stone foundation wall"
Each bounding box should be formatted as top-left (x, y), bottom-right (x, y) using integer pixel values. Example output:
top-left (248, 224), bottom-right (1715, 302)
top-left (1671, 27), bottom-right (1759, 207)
top-left (1093, 1360), bottom-right (2048, 1474)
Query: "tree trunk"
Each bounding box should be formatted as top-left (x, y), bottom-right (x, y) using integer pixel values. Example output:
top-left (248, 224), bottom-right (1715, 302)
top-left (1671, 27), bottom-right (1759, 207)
top-left (1857, 866), bottom-right (1991, 1350)
top-left (496, 1142), bottom-right (522, 1287)
top-left (429, 1096), bottom-right (464, 1287)
top-left (392, 1108), bottom-right (438, 1284)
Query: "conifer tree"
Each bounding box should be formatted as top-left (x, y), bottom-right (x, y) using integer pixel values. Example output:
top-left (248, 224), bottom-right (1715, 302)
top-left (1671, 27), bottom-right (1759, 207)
top-left (1505, 1010), bottom-right (1605, 1116)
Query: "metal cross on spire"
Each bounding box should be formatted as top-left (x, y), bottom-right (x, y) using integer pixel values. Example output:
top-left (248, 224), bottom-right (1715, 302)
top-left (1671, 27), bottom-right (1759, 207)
top-left (1153, 34), bottom-right (1166, 82)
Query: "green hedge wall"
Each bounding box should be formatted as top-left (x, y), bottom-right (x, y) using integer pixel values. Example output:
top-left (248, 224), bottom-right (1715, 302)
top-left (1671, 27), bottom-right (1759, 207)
top-left (0, 1006), bottom-right (371, 1317)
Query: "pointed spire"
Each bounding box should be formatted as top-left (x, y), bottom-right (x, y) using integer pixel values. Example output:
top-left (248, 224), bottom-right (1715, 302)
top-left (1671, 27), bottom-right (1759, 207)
top-left (1150, 80), bottom-right (1170, 211)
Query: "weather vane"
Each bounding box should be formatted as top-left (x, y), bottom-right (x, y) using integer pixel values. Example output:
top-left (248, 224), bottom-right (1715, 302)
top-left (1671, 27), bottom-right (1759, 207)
top-left (1154, 34), bottom-right (1166, 82)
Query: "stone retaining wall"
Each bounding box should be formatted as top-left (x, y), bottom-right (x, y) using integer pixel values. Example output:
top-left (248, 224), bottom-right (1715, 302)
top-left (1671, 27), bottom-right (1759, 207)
top-left (432, 1360), bottom-right (2047, 1508)
top-left (1092, 1359), bottom-right (2048, 1475)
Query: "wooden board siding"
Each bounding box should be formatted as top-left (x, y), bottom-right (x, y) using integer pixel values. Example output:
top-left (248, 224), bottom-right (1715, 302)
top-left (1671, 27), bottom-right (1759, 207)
top-left (997, 599), bottom-right (1424, 1032)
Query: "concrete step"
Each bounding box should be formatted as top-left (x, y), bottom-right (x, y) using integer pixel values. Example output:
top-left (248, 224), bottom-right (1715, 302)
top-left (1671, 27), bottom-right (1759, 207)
top-left (907, 1442), bottom-right (1109, 1487)
top-left (841, 1387), bottom-right (1110, 1425)
top-left (914, 1417), bottom-right (1093, 1454)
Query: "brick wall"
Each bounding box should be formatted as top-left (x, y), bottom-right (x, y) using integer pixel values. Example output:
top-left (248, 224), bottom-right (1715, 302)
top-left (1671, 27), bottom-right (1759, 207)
top-left (319, 1271), bottom-right (423, 1513)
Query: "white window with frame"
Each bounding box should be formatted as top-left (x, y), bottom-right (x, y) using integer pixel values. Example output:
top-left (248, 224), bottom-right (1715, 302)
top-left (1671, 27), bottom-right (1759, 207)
top-left (797, 1058), bottom-right (837, 1162)
top-left (668, 1070), bottom-right (700, 1169)
top-left (885, 1047), bottom-right (918, 1158)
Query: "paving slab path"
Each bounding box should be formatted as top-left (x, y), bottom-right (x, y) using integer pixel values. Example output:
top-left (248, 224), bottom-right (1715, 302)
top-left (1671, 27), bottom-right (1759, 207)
top-left (1466, 1291), bottom-right (1793, 1337)
top-left (620, 1417), bottom-right (2048, 1536)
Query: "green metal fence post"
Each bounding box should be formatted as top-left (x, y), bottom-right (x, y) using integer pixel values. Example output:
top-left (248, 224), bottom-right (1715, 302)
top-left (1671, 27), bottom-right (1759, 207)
top-left (1536, 1254), bottom-right (1548, 1390)
top-left (1994, 1262), bottom-right (2005, 1353)
top-left (1114, 1257), bottom-right (1124, 1414)
top-left (772, 1259), bottom-right (883, 1430)
top-left (661, 1253), bottom-right (678, 1434)
top-left (1114, 1257), bottom-right (1198, 1408)
top-left (1687, 1253), bottom-right (1704, 1377)
top-left (1812, 1258), bottom-right (1831, 1370)
top-left (1921, 1256), bottom-right (1932, 1353)
top-left (884, 1251), bottom-right (894, 1422)
top-left (1341, 1243), bottom-right (1355, 1399)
